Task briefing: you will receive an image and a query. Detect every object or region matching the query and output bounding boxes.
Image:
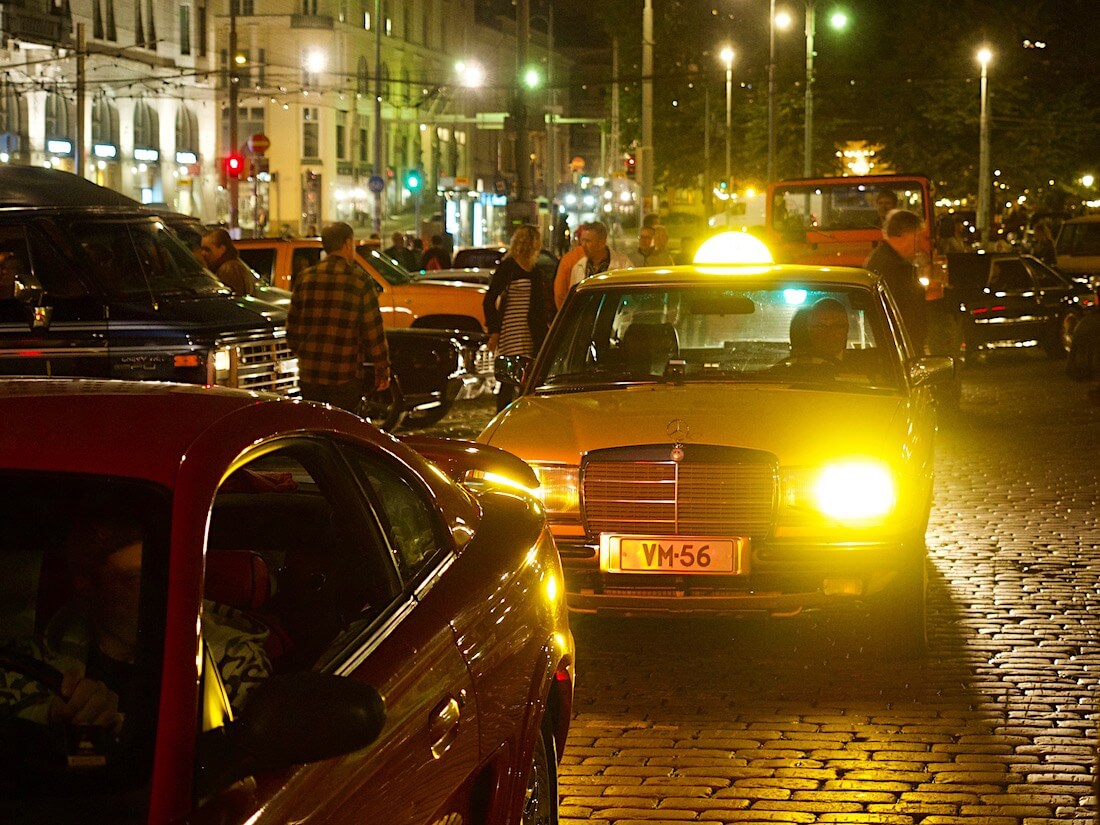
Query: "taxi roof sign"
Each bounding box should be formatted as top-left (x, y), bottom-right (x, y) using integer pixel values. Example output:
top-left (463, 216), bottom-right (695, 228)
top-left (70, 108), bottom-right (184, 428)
top-left (693, 231), bottom-right (774, 265)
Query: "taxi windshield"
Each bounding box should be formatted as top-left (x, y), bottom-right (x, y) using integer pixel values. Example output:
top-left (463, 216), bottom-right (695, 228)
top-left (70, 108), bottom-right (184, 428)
top-left (538, 283), bottom-right (901, 392)
top-left (0, 473), bottom-right (169, 820)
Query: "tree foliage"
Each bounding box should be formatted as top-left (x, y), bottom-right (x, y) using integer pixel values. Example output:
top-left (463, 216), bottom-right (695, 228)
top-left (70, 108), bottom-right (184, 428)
top-left (582, 0), bottom-right (1098, 210)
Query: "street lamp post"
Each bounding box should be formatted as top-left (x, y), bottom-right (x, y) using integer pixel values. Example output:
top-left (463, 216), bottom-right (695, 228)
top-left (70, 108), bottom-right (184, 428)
top-left (720, 47), bottom-right (733, 188)
top-left (802, 0), bottom-right (815, 178)
top-left (767, 0), bottom-right (776, 184)
top-left (228, 0), bottom-right (239, 232)
top-left (372, 0), bottom-right (383, 236)
top-left (976, 47), bottom-right (992, 246)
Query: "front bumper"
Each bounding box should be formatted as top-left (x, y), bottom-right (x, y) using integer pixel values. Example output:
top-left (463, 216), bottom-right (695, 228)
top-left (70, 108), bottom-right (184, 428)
top-left (557, 538), bottom-right (921, 617)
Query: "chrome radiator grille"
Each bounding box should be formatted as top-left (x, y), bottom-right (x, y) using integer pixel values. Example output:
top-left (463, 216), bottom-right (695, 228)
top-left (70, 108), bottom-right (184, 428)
top-left (231, 334), bottom-right (300, 396)
top-left (582, 448), bottom-right (777, 538)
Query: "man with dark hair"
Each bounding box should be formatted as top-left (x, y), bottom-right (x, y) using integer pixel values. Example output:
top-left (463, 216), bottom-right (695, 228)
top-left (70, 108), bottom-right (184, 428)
top-left (865, 209), bottom-right (927, 352)
top-left (874, 190), bottom-right (899, 227)
top-left (419, 235), bottom-right (452, 271)
top-left (383, 231), bottom-right (417, 271)
top-left (200, 228), bottom-right (257, 296)
top-left (288, 222), bottom-right (391, 412)
top-left (2, 508), bottom-right (270, 731)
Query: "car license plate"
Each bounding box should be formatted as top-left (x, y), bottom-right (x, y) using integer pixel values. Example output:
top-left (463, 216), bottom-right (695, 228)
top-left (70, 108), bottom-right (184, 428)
top-left (600, 535), bottom-right (746, 574)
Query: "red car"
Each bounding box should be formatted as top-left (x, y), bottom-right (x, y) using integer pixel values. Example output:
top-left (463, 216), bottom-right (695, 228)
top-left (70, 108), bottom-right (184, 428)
top-left (0, 380), bottom-right (573, 824)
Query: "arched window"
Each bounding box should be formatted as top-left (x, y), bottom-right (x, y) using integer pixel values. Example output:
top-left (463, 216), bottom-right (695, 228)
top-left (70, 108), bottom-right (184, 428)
top-left (175, 105), bottom-right (198, 156)
top-left (356, 56), bottom-right (369, 97)
top-left (44, 91), bottom-right (72, 141)
top-left (133, 99), bottom-right (160, 152)
top-left (0, 80), bottom-right (27, 158)
top-left (91, 94), bottom-right (119, 155)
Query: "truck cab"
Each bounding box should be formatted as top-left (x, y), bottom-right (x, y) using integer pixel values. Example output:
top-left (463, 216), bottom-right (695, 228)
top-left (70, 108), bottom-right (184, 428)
top-left (0, 167), bottom-right (298, 394)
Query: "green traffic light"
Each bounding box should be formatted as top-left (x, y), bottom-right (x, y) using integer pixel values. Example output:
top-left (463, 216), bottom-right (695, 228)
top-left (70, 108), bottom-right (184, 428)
top-left (523, 67), bottom-right (542, 89)
top-left (829, 10), bottom-right (849, 30)
top-left (406, 171), bottom-right (422, 191)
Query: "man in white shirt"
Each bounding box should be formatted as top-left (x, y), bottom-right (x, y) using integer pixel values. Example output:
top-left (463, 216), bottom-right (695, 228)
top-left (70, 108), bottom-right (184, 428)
top-left (569, 220), bottom-right (633, 290)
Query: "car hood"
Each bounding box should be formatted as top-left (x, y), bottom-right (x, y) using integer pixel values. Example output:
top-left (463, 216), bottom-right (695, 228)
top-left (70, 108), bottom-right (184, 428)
top-left (480, 384), bottom-right (911, 466)
top-left (107, 295), bottom-right (286, 331)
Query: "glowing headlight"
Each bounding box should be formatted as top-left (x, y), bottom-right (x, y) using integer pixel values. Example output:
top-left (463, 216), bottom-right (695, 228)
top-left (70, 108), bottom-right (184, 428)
top-left (213, 347), bottom-right (232, 374)
top-left (783, 459), bottom-right (897, 523)
top-left (530, 463), bottom-right (580, 516)
top-left (813, 460), bottom-right (896, 522)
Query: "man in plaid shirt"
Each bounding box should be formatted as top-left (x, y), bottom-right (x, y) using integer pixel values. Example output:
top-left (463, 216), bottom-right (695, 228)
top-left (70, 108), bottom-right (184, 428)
top-left (288, 222), bottom-right (390, 412)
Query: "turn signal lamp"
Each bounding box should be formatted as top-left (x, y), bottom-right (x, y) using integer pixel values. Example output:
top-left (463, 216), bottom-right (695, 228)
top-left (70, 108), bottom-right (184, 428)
top-left (693, 231), bottom-right (774, 265)
top-left (530, 463), bottom-right (580, 516)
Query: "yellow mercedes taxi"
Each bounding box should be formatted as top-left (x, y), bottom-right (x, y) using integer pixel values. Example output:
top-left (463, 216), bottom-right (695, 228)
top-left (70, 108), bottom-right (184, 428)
top-left (478, 233), bottom-right (954, 658)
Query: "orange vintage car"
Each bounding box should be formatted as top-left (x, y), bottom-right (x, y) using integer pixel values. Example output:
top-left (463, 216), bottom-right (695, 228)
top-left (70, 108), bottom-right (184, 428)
top-left (238, 238), bottom-right (486, 331)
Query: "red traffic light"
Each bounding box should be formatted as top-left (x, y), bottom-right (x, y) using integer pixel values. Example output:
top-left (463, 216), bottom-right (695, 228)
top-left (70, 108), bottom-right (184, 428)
top-left (224, 154), bottom-right (245, 178)
top-left (625, 155), bottom-right (636, 178)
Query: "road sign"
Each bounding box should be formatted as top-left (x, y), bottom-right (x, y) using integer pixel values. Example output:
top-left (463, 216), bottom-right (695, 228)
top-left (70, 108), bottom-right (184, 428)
top-left (368, 175), bottom-right (385, 194)
top-left (247, 133), bottom-right (270, 154)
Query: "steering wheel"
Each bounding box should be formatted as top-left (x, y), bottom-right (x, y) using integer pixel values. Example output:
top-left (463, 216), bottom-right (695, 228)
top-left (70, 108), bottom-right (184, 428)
top-left (0, 649), bottom-right (65, 695)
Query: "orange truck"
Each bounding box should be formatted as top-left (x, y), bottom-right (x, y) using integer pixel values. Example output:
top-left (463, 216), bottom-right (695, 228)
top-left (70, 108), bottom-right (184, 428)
top-left (765, 174), bottom-right (936, 268)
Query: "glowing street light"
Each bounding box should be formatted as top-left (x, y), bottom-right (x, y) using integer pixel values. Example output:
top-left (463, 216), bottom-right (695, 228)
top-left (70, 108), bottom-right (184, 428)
top-left (719, 45), bottom-right (734, 210)
top-left (976, 46), bottom-right (993, 245)
top-left (455, 60), bottom-right (485, 89)
top-left (304, 49), bottom-right (327, 75)
top-left (775, 2), bottom-right (849, 177)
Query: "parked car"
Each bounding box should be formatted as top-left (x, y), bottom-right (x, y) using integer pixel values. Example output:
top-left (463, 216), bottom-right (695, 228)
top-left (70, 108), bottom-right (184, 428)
top-left (451, 246), bottom-right (559, 286)
top-left (480, 233), bottom-right (955, 658)
top-left (452, 245), bottom-right (508, 270)
top-left (158, 216), bottom-right (490, 431)
top-left (414, 267), bottom-right (494, 286)
top-left (0, 167), bottom-right (298, 395)
top-left (238, 237), bottom-right (487, 332)
top-left (1055, 214), bottom-right (1100, 287)
top-left (946, 251), bottom-right (1097, 360)
top-left (0, 379), bottom-right (574, 824)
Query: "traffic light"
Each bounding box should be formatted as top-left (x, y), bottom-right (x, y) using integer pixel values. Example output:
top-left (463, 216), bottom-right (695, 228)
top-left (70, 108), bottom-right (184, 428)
top-left (224, 153), bottom-right (245, 179)
top-left (405, 169), bottom-right (422, 193)
top-left (625, 154), bottom-right (636, 179)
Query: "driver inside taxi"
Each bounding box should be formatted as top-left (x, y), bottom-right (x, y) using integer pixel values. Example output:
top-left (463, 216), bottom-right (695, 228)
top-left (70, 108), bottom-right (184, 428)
top-left (2, 510), bottom-right (271, 731)
top-left (790, 297), bottom-right (850, 364)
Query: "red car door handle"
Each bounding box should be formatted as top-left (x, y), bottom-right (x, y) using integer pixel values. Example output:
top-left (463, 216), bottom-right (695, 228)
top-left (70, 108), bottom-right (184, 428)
top-left (429, 696), bottom-right (461, 759)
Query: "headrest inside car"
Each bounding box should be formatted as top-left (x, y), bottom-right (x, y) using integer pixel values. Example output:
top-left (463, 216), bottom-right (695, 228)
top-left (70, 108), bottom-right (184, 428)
top-left (204, 550), bottom-right (271, 610)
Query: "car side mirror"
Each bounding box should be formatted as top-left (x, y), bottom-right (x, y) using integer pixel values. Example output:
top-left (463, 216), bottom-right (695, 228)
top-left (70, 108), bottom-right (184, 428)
top-left (494, 354), bottom-right (531, 387)
top-left (195, 671), bottom-right (386, 799)
top-left (12, 271), bottom-right (52, 330)
top-left (908, 355), bottom-right (955, 387)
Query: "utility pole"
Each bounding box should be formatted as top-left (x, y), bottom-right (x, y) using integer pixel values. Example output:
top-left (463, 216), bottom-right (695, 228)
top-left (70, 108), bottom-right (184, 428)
top-left (514, 0), bottom-right (531, 204)
top-left (640, 0), bottom-right (654, 216)
top-left (75, 23), bottom-right (85, 179)
top-left (545, 1), bottom-right (555, 207)
top-left (767, 0), bottom-right (776, 184)
top-left (610, 37), bottom-right (620, 178)
top-left (372, 0), bottom-right (383, 236)
top-left (228, 0), bottom-right (239, 232)
top-left (803, 0), bottom-right (815, 178)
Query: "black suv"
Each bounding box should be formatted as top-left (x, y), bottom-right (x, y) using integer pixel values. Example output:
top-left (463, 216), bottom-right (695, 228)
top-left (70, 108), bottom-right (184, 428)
top-left (0, 167), bottom-right (297, 394)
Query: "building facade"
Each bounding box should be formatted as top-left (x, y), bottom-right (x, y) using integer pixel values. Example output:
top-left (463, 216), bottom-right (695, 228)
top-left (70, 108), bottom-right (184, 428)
top-left (0, 0), bottom-right (573, 243)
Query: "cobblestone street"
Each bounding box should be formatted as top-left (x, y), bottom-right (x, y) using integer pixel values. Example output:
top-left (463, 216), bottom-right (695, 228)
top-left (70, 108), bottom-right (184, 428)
top-left (411, 350), bottom-right (1100, 823)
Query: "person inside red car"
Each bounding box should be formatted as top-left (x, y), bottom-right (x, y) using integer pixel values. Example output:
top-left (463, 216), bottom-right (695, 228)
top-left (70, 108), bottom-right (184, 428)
top-left (1, 508), bottom-right (270, 732)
